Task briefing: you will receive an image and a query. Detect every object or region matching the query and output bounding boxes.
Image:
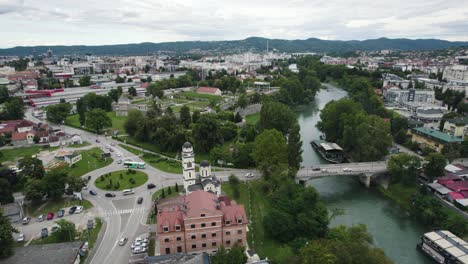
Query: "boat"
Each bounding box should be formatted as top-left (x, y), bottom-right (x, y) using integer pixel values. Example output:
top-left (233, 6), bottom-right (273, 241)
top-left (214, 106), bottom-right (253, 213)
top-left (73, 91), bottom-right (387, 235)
top-left (310, 140), bottom-right (344, 164)
top-left (417, 230), bottom-right (468, 264)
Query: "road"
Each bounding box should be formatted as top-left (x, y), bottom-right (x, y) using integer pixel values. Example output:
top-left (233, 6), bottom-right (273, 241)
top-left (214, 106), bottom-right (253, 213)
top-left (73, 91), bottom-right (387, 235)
top-left (296, 161), bottom-right (388, 179)
top-left (24, 108), bottom-right (258, 264)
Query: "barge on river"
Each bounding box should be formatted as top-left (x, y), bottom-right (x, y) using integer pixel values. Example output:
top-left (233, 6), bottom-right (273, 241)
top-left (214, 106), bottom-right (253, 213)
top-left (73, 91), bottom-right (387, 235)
top-left (418, 230), bottom-right (468, 264)
top-left (310, 140), bottom-right (344, 164)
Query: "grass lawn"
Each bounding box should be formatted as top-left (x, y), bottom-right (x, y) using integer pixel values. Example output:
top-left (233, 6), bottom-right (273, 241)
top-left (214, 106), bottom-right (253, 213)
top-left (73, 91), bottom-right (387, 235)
top-left (67, 142), bottom-right (91, 148)
top-left (67, 147), bottom-right (113, 178)
top-left (120, 145), bottom-right (182, 174)
top-left (245, 113), bottom-right (260, 126)
top-left (25, 198), bottom-right (94, 217)
top-left (66, 112), bottom-right (127, 134)
top-left (181, 91), bottom-right (223, 102)
top-left (95, 170), bottom-right (148, 191)
top-left (116, 136), bottom-right (177, 158)
top-left (0, 146), bottom-right (43, 163)
top-left (151, 185), bottom-right (180, 201)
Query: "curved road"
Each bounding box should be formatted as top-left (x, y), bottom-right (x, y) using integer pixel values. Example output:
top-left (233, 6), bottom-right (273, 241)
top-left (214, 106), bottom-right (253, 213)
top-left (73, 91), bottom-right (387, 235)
top-left (25, 109), bottom-right (257, 264)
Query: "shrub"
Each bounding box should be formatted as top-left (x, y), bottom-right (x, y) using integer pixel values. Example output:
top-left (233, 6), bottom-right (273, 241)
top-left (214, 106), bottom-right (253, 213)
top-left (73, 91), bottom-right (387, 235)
top-left (115, 182), bottom-right (120, 189)
top-left (106, 184), bottom-right (111, 189)
top-left (119, 173), bottom-right (123, 179)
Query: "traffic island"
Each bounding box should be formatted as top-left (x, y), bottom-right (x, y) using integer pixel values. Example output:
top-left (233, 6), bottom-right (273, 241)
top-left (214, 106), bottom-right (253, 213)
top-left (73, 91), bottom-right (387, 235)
top-left (95, 170), bottom-right (148, 191)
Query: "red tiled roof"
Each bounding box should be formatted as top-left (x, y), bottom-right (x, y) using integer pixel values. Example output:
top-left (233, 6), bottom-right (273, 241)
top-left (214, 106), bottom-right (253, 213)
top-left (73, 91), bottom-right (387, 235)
top-left (11, 132), bottom-right (30, 141)
top-left (444, 181), bottom-right (468, 192)
top-left (461, 190), bottom-right (468, 199)
top-left (196, 87), bottom-right (220, 94)
top-left (140, 83), bottom-right (149, 89)
top-left (16, 120), bottom-right (35, 128)
top-left (448, 192), bottom-right (465, 200)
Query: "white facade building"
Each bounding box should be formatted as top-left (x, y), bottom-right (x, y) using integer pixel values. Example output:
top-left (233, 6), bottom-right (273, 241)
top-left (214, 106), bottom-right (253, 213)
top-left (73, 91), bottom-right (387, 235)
top-left (443, 65), bottom-right (468, 82)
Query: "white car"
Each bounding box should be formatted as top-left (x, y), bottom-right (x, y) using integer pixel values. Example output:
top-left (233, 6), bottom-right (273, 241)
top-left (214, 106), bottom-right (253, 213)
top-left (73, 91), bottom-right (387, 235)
top-left (132, 246), bottom-right (147, 254)
top-left (343, 168), bottom-right (353, 172)
top-left (17, 233), bottom-right (25, 242)
top-left (116, 153), bottom-right (121, 157)
top-left (321, 169), bottom-right (328, 173)
top-left (132, 241), bottom-right (147, 249)
top-left (118, 237), bottom-right (128, 246)
top-left (75, 206), bottom-right (84, 214)
top-left (245, 173), bottom-right (254, 178)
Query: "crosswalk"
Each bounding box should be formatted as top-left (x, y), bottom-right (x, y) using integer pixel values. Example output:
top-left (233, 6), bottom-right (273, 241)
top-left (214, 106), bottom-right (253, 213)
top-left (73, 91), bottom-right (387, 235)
top-left (101, 207), bottom-right (147, 217)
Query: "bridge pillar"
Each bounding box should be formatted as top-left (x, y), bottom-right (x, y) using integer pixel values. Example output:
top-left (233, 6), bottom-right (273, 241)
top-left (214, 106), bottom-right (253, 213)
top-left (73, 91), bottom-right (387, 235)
top-left (359, 174), bottom-right (371, 188)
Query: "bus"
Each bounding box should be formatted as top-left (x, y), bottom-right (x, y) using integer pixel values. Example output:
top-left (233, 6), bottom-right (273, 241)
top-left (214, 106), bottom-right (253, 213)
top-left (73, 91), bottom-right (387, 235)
top-left (123, 161), bottom-right (145, 169)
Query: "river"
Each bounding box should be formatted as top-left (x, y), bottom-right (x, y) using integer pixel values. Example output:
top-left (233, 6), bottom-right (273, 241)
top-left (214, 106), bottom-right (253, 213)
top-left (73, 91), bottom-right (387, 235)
top-left (298, 83), bottom-right (430, 264)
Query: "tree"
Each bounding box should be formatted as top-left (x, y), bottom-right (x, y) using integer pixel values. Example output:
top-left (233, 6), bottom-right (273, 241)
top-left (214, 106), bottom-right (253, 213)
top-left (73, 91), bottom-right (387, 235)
top-left (24, 178), bottom-right (44, 202)
top-left (42, 170), bottom-right (67, 199)
top-left (85, 108), bottom-right (112, 134)
top-left (391, 115), bottom-right (408, 135)
top-left (192, 110), bottom-right (201, 123)
top-left (424, 153), bottom-right (447, 181)
top-left (108, 88), bottom-right (122, 102)
top-left (54, 219), bottom-right (77, 242)
top-left (124, 110), bottom-right (144, 136)
top-left (234, 112), bottom-right (242, 123)
top-left (237, 94), bottom-right (248, 108)
top-left (192, 114), bottom-right (223, 152)
top-left (76, 98), bottom-right (86, 126)
top-left (18, 157), bottom-right (45, 180)
top-left (175, 183), bottom-right (179, 192)
top-left (0, 86), bottom-right (10, 104)
top-left (0, 178), bottom-right (14, 204)
top-left (0, 211), bottom-right (17, 258)
top-left (253, 129), bottom-right (288, 177)
top-left (4, 97), bottom-right (25, 119)
top-left (115, 76), bottom-right (125, 83)
top-left (66, 175), bottom-right (83, 193)
top-left (260, 100), bottom-right (296, 135)
top-left (179, 105), bottom-right (191, 128)
top-left (46, 103), bottom-right (72, 124)
top-left (387, 154), bottom-right (422, 185)
top-left (147, 83), bottom-right (164, 99)
top-left (394, 129), bottom-right (407, 144)
top-left (128, 86), bottom-right (137, 96)
top-left (211, 244), bottom-right (247, 264)
top-left (288, 123), bottom-right (303, 173)
top-left (79, 75), bottom-right (91, 87)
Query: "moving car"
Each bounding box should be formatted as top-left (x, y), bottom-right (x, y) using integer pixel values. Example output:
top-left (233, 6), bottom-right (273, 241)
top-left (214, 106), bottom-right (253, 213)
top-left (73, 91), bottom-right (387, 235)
top-left (57, 209), bottom-right (65, 218)
top-left (117, 160), bottom-right (122, 164)
top-left (22, 216), bottom-right (31, 225)
top-left (69, 206), bottom-right (77, 214)
top-left (137, 197), bottom-right (143, 204)
top-left (105, 193), bottom-right (116, 198)
top-left (147, 183), bottom-right (156, 189)
top-left (118, 237), bottom-right (128, 246)
top-left (41, 228), bottom-right (48, 238)
top-left (111, 143), bottom-right (115, 146)
top-left (312, 167), bottom-right (321, 171)
top-left (47, 212), bottom-right (54, 220)
top-left (87, 175), bottom-right (92, 181)
top-left (109, 148), bottom-right (114, 152)
top-left (17, 233), bottom-right (25, 242)
top-left (321, 169), bottom-right (328, 173)
top-left (116, 153), bottom-right (121, 157)
top-left (245, 173), bottom-right (254, 178)
top-left (38, 214), bottom-right (45, 222)
top-left (122, 189), bottom-right (134, 196)
top-left (89, 189), bottom-right (97, 195)
top-left (75, 206), bottom-right (84, 214)
top-left (87, 219), bottom-right (94, 229)
top-left (95, 139), bottom-right (100, 143)
top-left (343, 168), bottom-right (353, 172)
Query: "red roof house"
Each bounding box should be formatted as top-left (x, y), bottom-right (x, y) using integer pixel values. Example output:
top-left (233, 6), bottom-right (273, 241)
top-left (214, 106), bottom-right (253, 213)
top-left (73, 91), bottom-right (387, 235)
top-left (196, 87), bottom-right (222, 96)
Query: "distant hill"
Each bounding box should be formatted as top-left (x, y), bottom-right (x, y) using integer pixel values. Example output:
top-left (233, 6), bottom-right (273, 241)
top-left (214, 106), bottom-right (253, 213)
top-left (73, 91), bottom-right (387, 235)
top-left (1, 37), bottom-right (467, 56)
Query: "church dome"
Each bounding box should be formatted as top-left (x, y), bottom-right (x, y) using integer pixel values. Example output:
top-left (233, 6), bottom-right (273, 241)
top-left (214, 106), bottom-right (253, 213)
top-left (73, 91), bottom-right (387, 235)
top-left (200, 160), bottom-right (210, 167)
top-left (183, 142), bottom-right (193, 148)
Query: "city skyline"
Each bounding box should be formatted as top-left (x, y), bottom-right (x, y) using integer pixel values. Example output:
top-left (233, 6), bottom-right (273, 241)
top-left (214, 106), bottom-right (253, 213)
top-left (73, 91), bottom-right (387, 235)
top-left (0, 0), bottom-right (467, 48)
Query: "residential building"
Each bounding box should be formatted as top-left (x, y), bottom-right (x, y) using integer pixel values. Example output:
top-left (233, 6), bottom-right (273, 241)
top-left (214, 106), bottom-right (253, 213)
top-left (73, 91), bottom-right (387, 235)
top-left (383, 87), bottom-right (435, 104)
top-left (196, 87), bottom-right (222, 96)
top-left (157, 190), bottom-right (248, 255)
top-left (182, 142), bottom-right (221, 195)
top-left (0, 202), bottom-right (23, 223)
top-left (443, 117), bottom-right (468, 139)
top-left (409, 127), bottom-right (463, 153)
top-left (443, 65), bottom-right (468, 82)
top-left (0, 241), bottom-right (84, 264)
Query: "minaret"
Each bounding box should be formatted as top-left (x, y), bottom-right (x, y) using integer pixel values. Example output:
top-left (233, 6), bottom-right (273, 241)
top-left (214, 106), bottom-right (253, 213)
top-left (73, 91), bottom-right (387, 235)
top-left (182, 142), bottom-right (196, 193)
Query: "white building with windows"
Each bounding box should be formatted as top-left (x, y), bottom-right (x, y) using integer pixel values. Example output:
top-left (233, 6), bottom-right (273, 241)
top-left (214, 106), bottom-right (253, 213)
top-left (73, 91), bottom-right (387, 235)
top-left (182, 142), bottom-right (221, 196)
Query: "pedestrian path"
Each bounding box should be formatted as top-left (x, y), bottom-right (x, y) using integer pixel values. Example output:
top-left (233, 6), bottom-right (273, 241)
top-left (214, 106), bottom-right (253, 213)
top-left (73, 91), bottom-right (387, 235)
top-left (101, 207), bottom-right (146, 217)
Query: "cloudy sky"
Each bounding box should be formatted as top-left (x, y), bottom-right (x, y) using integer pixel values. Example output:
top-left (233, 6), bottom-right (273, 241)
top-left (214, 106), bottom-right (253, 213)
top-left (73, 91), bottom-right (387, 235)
top-left (0, 0), bottom-right (467, 48)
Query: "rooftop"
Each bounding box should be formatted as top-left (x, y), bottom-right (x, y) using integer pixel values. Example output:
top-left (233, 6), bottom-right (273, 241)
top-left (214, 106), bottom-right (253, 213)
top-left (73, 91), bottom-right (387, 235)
top-left (0, 241), bottom-right (83, 264)
top-left (412, 127), bottom-right (464, 143)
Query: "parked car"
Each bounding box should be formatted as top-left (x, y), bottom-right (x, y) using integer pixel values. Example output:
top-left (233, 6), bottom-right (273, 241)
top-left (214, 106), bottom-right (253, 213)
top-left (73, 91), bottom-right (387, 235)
top-left (38, 214), bottom-right (45, 222)
top-left (17, 233), bottom-right (25, 242)
top-left (111, 143), bottom-right (115, 146)
top-left (105, 193), bottom-right (116, 198)
top-left (69, 206), bottom-right (77, 214)
top-left (132, 246), bottom-right (147, 254)
top-left (118, 237), bottom-right (128, 246)
top-left (245, 173), bottom-right (254, 178)
top-left (343, 168), bottom-right (353, 172)
top-left (95, 139), bottom-right (100, 143)
top-left (87, 219), bottom-right (94, 229)
top-left (109, 148), bottom-right (114, 152)
top-left (75, 206), bottom-right (84, 214)
top-left (47, 212), bottom-right (54, 220)
top-left (89, 190), bottom-right (97, 195)
top-left (137, 197), bottom-right (143, 204)
top-left (22, 216), bottom-right (31, 225)
top-left (131, 241), bottom-right (147, 249)
top-left (57, 209), bottom-right (65, 218)
top-left (83, 184), bottom-right (88, 190)
top-left (147, 183), bottom-right (156, 189)
top-left (87, 175), bottom-right (92, 181)
top-left (51, 225), bottom-right (59, 233)
top-left (116, 153), bottom-right (121, 157)
top-left (117, 159), bottom-right (122, 164)
top-left (41, 228), bottom-right (48, 238)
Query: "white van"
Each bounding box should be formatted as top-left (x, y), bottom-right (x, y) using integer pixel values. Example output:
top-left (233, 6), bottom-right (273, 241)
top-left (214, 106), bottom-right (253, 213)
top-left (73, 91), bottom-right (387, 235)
top-left (122, 189), bottom-right (134, 196)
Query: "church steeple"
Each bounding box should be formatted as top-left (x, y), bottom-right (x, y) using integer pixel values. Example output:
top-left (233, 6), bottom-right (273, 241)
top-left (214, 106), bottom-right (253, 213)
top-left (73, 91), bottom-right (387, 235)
top-left (182, 142), bottom-right (196, 193)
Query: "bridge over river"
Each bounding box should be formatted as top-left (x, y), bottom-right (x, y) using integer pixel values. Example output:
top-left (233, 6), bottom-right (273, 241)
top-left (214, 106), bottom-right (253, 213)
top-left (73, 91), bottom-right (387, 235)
top-left (296, 161), bottom-right (388, 187)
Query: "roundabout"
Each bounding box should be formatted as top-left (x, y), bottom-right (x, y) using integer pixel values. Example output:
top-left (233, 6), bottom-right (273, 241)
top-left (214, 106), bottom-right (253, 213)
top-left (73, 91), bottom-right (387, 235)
top-left (94, 169), bottom-right (148, 191)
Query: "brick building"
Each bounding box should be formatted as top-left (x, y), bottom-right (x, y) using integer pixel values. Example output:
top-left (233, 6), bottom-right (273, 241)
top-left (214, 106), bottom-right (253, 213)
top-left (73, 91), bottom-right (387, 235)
top-left (157, 190), bottom-right (247, 255)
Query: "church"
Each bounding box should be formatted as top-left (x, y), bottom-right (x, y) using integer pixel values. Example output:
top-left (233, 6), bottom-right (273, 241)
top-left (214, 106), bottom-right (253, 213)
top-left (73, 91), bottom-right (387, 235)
top-left (181, 142), bottom-right (221, 196)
